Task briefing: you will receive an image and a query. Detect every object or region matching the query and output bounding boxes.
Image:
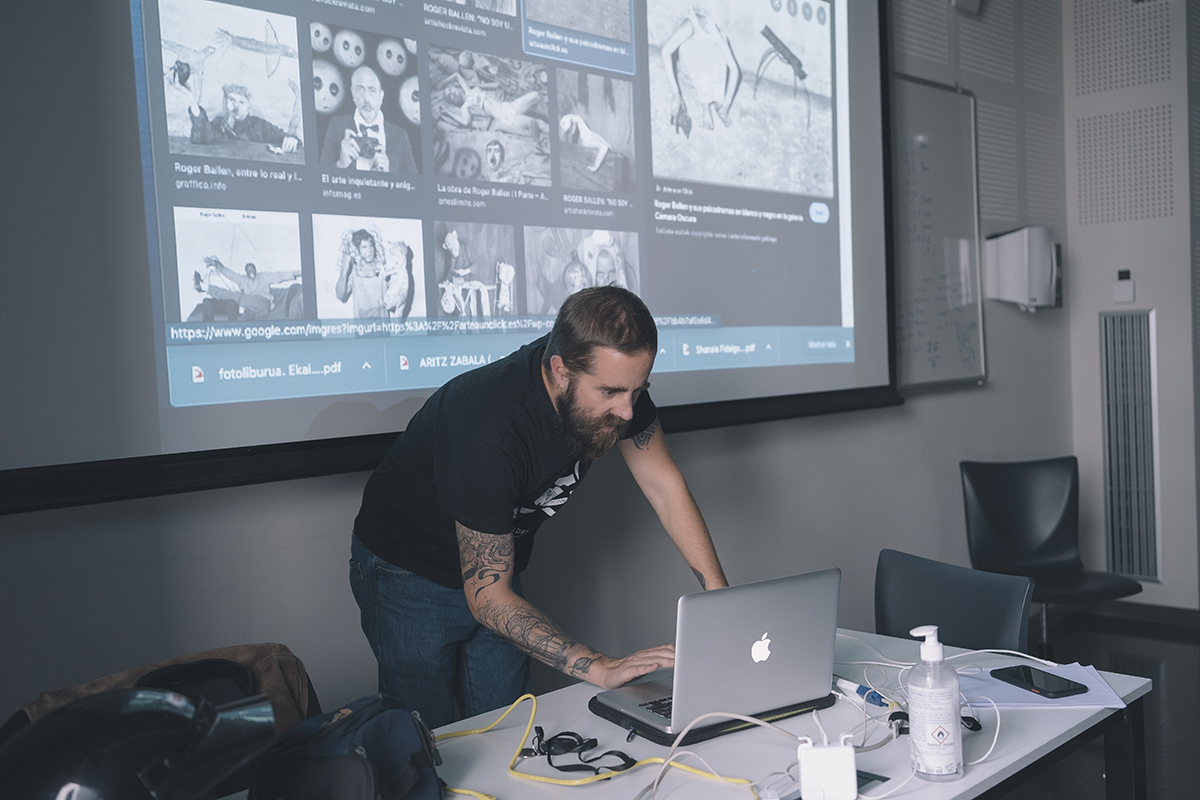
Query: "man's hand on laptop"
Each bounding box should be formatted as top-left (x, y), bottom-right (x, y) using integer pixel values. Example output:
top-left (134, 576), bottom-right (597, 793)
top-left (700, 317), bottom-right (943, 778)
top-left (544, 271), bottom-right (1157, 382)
top-left (458, 525), bottom-right (679, 688)
top-left (586, 644), bottom-right (676, 689)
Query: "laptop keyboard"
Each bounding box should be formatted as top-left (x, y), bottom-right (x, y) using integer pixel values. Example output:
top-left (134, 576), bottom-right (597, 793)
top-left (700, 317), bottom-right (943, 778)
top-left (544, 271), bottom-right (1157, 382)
top-left (639, 696), bottom-right (672, 720)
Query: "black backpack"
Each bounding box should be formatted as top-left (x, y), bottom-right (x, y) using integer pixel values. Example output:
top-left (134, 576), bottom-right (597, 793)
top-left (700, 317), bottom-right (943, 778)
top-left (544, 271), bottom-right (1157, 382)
top-left (250, 695), bottom-right (442, 800)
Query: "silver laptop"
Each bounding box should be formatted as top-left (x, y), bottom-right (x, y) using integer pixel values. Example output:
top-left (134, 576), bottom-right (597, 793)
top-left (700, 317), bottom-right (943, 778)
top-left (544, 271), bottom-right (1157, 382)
top-left (590, 568), bottom-right (841, 743)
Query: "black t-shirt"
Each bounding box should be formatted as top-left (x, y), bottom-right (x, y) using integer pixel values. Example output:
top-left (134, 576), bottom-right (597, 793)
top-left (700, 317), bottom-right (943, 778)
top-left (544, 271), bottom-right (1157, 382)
top-left (353, 334), bottom-right (657, 589)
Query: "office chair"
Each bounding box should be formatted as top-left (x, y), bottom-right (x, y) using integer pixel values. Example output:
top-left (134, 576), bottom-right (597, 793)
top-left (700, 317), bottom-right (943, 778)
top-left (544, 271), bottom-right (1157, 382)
top-left (960, 456), bottom-right (1143, 657)
top-left (874, 549), bottom-right (1034, 653)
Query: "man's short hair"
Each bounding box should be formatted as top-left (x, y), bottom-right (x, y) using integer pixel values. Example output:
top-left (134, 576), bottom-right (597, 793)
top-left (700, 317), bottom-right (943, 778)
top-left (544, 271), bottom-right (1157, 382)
top-left (222, 83), bottom-right (250, 101)
top-left (351, 229), bottom-right (375, 248)
top-left (542, 285), bottom-right (657, 374)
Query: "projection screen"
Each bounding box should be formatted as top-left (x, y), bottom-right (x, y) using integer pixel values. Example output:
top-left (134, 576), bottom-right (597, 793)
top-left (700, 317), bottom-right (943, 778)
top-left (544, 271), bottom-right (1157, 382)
top-left (0, 0), bottom-right (896, 514)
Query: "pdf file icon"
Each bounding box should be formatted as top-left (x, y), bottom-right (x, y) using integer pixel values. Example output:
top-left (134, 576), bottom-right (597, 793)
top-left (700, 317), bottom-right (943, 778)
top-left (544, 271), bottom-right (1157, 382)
top-left (399, 355), bottom-right (410, 370)
top-left (191, 366), bottom-right (204, 383)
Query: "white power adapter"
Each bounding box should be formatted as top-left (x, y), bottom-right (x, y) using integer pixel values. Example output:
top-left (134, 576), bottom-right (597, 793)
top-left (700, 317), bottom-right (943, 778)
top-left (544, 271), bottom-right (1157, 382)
top-left (798, 734), bottom-right (858, 800)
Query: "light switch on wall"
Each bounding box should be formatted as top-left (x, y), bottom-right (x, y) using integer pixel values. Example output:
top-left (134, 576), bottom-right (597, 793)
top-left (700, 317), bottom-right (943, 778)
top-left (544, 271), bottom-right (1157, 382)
top-left (1114, 270), bottom-right (1135, 304)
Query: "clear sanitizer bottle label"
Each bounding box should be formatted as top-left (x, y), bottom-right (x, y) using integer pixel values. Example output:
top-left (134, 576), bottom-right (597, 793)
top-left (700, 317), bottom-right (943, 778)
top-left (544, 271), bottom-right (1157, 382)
top-left (908, 682), bottom-right (961, 776)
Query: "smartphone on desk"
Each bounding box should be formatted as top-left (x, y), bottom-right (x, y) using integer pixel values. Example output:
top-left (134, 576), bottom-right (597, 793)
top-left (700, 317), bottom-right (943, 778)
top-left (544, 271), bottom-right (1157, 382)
top-left (990, 665), bottom-right (1089, 699)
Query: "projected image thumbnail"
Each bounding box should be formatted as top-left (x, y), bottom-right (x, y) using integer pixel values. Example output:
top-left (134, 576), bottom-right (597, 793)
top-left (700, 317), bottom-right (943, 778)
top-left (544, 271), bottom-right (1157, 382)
top-left (524, 228), bottom-right (639, 316)
top-left (429, 47), bottom-right (551, 186)
top-left (450, 0), bottom-right (517, 14)
top-left (557, 70), bottom-right (635, 193)
top-left (174, 207), bottom-right (303, 322)
top-left (648, 0), bottom-right (834, 196)
top-left (312, 24), bottom-right (420, 174)
top-left (160, 0), bottom-right (303, 163)
top-left (526, 0), bottom-right (631, 42)
top-left (432, 221), bottom-right (520, 318)
top-left (312, 214), bottom-right (425, 321)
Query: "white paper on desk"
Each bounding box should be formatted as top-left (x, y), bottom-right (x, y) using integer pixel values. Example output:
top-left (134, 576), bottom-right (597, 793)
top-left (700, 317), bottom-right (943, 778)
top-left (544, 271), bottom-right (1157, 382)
top-left (957, 663), bottom-right (1125, 709)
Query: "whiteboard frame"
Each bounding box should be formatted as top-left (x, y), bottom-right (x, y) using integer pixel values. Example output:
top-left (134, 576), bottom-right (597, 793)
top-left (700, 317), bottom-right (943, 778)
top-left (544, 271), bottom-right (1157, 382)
top-left (890, 73), bottom-right (986, 389)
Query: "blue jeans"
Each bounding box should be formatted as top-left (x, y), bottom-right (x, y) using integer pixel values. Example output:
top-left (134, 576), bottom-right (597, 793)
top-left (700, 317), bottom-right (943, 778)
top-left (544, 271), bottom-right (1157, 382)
top-left (349, 536), bottom-right (530, 729)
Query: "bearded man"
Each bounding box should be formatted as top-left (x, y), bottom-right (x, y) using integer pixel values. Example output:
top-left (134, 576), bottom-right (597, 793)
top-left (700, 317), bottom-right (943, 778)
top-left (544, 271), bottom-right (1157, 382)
top-left (349, 286), bottom-right (727, 728)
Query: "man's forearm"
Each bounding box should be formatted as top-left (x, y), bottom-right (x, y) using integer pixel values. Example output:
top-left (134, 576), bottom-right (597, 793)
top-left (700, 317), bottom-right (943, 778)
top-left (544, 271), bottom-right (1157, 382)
top-left (663, 497), bottom-right (728, 590)
top-left (620, 423), bottom-right (728, 590)
top-left (214, 263), bottom-right (241, 284)
top-left (472, 590), bottom-right (602, 680)
top-left (458, 522), bottom-right (601, 680)
top-left (458, 522), bottom-right (676, 689)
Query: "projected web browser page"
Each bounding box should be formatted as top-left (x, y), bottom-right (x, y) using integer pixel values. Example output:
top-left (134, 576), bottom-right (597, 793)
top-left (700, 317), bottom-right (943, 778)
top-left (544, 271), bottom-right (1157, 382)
top-left (134, 0), bottom-right (859, 415)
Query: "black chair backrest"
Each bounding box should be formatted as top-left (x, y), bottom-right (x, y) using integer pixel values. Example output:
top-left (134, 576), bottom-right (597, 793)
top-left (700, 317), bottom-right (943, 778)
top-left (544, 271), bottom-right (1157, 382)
top-left (875, 549), bottom-right (1034, 653)
top-left (960, 456), bottom-right (1083, 577)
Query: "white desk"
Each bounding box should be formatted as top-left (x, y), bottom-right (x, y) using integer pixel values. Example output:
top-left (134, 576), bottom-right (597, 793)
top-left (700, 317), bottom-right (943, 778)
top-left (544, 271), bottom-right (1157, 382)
top-left (433, 631), bottom-right (1150, 800)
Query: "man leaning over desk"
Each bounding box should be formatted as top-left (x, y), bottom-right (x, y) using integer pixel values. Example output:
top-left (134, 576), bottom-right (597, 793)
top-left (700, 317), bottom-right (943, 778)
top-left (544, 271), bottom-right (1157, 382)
top-left (349, 286), bottom-right (727, 728)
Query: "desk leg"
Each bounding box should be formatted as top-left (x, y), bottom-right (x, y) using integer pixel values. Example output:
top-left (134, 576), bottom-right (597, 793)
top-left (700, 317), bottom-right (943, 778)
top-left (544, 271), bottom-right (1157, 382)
top-left (1103, 697), bottom-right (1146, 800)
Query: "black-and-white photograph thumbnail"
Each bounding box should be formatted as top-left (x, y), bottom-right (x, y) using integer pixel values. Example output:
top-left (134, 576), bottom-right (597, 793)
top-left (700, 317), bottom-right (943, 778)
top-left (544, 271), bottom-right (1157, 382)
top-left (312, 214), bottom-right (425, 321)
top-left (648, 0), bottom-right (834, 196)
top-left (557, 70), bottom-right (635, 193)
top-left (432, 222), bottom-right (520, 318)
top-left (160, 0), bottom-right (303, 163)
top-left (525, 0), bottom-right (631, 42)
top-left (448, 0), bottom-right (517, 15)
top-left (524, 228), bottom-right (639, 316)
top-left (429, 47), bottom-right (551, 186)
top-left (311, 23), bottom-right (421, 174)
top-left (175, 207), bottom-right (303, 322)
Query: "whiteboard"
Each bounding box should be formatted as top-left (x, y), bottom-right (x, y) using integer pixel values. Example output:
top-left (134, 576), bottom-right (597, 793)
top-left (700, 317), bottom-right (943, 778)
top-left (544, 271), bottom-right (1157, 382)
top-left (890, 75), bottom-right (985, 387)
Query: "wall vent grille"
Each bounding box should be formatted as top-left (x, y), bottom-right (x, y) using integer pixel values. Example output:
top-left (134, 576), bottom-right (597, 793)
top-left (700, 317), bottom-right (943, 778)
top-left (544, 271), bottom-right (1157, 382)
top-left (1074, 0), bottom-right (1170, 95)
top-left (1100, 311), bottom-right (1159, 580)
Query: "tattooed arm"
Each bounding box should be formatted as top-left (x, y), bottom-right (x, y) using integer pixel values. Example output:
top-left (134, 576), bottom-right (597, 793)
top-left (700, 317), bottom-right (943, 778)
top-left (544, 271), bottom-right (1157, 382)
top-left (456, 521), bottom-right (675, 688)
top-left (618, 417), bottom-right (728, 590)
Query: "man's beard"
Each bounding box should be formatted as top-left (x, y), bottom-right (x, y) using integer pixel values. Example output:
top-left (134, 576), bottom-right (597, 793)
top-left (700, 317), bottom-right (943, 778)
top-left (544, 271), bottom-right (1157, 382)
top-left (555, 381), bottom-right (629, 460)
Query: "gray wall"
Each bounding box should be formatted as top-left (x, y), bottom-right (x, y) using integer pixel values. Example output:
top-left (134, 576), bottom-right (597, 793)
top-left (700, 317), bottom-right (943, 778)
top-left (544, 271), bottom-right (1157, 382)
top-left (0, 474), bottom-right (377, 715)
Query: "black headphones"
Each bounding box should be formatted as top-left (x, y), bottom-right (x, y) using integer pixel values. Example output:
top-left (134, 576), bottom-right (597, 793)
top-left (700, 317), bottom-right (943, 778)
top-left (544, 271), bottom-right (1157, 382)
top-left (521, 726), bottom-right (638, 775)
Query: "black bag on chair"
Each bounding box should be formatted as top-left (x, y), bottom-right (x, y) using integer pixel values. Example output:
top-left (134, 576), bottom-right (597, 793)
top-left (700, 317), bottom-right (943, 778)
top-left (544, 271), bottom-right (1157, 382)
top-left (250, 694), bottom-right (442, 800)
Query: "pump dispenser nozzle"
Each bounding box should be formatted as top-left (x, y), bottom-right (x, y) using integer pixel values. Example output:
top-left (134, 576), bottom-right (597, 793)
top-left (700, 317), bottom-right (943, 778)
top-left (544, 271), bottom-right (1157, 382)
top-left (910, 625), bottom-right (944, 662)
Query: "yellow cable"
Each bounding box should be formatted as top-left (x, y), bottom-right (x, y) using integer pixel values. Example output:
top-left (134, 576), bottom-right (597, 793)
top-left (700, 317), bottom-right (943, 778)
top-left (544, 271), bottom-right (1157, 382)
top-left (435, 693), bottom-right (756, 790)
top-left (442, 788), bottom-right (496, 800)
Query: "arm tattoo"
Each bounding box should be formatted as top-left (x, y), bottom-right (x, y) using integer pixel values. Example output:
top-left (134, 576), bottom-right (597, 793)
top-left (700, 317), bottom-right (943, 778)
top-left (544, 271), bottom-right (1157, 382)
top-left (691, 566), bottom-right (707, 589)
top-left (569, 656), bottom-right (597, 675)
top-left (475, 598), bottom-right (596, 676)
top-left (632, 418), bottom-right (659, 450)
top-left (456, 523), bottom-right (514, 599)
top-left (458, 522), bottom-right (598, 677)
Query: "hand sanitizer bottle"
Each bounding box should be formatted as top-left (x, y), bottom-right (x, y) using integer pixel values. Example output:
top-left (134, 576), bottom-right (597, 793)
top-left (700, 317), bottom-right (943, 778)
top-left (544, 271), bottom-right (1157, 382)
top-left (907, 625), bottom-right (963, 781)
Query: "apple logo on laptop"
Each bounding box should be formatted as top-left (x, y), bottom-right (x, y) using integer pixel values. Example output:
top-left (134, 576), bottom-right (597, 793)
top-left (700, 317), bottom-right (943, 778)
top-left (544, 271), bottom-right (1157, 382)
top-left (751, 632), bottom-right (772, 663)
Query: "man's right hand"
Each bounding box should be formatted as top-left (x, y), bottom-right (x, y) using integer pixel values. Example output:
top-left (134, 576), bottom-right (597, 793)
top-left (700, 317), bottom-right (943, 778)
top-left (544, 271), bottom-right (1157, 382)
top-left (584, 644), bottom-right (675, 690)
top-left (338, 129), bottom-right (361, 168)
